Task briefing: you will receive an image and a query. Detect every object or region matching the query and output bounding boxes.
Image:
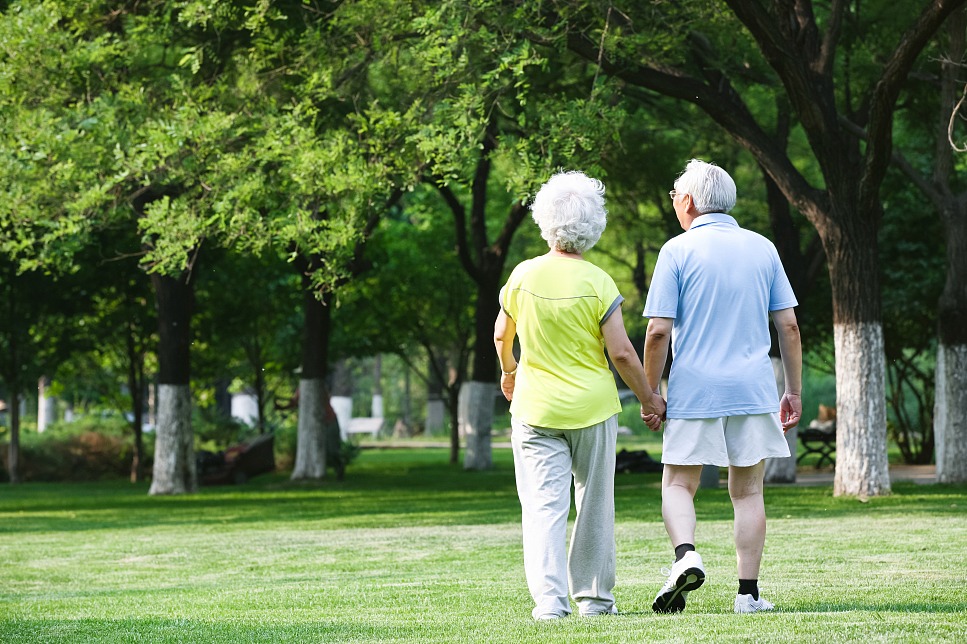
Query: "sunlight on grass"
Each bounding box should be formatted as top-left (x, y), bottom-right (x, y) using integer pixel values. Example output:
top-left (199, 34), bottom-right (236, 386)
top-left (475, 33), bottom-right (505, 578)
top-left (1, 448), bottom-right (965, 642)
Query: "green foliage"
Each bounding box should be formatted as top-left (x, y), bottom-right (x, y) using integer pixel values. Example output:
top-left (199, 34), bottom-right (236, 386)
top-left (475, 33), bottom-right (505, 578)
top-left (0, 415), bottom-right (147, 482)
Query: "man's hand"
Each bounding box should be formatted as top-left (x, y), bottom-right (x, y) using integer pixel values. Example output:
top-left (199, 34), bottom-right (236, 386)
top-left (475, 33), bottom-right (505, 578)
top-left (779, 392), bottom-right (801, 431)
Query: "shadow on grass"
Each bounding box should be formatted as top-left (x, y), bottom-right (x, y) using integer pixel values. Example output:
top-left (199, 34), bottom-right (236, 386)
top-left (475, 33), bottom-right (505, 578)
top-left (0, 619), bottom-right (430, 642)
top-left (790, 601), bottom-right (967, 613)
top-left (1, 448), bottom-right (965, 535)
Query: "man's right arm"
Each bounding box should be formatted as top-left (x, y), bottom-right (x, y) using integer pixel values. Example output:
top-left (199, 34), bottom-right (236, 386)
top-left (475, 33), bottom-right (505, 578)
top-left (641, 317), bottom-right (673, 430)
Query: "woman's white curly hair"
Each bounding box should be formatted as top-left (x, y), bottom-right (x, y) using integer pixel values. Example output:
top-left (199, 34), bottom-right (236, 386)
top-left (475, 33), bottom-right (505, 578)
top-left (530, 170), bottom-right (607, 254)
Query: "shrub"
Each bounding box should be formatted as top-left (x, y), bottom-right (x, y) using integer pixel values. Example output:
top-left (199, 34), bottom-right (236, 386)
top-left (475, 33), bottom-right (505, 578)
top-left (0, 415), bottom-right (150, 482)
top-left (1, 432), bottom-right (134, 482)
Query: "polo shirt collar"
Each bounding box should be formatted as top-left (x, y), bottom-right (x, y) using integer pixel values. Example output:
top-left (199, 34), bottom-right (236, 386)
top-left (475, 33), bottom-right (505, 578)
top-left (689, 212), bottom-right (737, 230)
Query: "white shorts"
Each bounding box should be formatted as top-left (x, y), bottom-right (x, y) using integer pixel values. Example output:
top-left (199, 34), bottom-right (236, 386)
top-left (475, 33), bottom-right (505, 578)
top-left (661, 413), bottom-right (791, 467)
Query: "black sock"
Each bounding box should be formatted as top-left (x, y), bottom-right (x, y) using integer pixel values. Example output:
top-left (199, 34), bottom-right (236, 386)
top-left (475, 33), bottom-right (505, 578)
top-left (674, 543), bottom-right (695, 562)
top-left (738, 579), bottom-right (759, 600)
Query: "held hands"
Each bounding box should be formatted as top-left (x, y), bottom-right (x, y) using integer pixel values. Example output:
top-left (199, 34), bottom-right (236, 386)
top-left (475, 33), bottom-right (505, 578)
top-left (779, 392), bottom-right (802, 432)
top-left (640, 392), bottom-right (667, 432)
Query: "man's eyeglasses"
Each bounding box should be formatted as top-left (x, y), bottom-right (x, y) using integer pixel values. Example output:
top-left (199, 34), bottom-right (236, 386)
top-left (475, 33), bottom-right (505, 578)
top-left (668, 190), bottom-right (678, 200)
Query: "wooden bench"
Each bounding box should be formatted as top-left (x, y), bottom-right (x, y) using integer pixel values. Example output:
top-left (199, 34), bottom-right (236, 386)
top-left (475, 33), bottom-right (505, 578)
top-left (798, 420), bottom-right (836, 468)
top-left (345, 417), bottom-right (383, 439)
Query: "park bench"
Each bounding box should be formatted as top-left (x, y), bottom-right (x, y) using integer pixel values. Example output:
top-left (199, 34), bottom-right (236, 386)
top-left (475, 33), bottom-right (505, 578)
top-left (345, 417), bottom-right (383, 439)
top-left (798, 419), bottom-right (836, 468)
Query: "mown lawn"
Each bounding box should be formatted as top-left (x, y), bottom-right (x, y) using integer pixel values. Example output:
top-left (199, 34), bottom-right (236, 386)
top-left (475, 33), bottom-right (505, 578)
top-left (1, 447), bottom-right (965, 643)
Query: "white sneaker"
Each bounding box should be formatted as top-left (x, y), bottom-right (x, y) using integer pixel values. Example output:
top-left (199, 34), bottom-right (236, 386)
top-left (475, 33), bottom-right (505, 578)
top-left (652, 550), bottom-right (706, 613)
top-left (734, 593), bottom-right (775, 613)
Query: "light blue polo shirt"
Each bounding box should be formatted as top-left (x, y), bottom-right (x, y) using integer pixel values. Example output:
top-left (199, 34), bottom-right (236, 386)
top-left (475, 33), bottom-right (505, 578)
top-left (643, 213), bottom-right (798, 419)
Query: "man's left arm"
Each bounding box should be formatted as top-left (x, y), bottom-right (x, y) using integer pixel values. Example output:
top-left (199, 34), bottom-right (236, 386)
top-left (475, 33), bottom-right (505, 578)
top-left (771, 307), bottom-right (802, 430)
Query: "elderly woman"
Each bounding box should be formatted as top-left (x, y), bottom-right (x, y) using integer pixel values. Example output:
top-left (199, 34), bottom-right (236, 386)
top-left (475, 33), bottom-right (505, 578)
top-left (494, 170), bottom-right (664, 620)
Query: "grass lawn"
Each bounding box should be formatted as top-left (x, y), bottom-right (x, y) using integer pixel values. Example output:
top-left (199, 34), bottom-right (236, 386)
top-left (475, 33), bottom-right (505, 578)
top-left (1, 447), bottom-right (966, 643)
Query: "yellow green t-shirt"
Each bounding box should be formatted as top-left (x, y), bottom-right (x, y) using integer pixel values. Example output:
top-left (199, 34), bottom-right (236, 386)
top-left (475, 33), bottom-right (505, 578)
top-left (500, 255), bottom-right (624, 429)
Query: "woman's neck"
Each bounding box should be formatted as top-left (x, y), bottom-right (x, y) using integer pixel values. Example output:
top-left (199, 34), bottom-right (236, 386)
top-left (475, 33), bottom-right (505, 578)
top-left (548, 248), bottom-right (583, 259)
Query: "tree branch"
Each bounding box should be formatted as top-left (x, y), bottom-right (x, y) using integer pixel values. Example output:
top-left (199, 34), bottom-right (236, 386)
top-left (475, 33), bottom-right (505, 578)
top-left (565, 31), bottom-right (826, 222)
top-left (819, 0), bottom-right (848, 76)
top-left (860, 0), bottom-right (967, 215)
top-left (433, 181), bottom-right (481, 283)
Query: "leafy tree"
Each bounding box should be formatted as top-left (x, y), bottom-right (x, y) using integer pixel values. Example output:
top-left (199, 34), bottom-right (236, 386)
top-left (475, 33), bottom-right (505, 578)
top-left (521, 0), bottom-right (966, 497)
top-left (333, 193), bottom-right (477, 464)
top-left (0, 260), bottom-right (94, 483)
top-left (890, 6), bottom-right (967, 479)
top-left (390, 1), bottom-right (631, 468)
top-left (192, 249), bottom-right (303, 437)
top-left (56, 232), bottom-right (157, 482)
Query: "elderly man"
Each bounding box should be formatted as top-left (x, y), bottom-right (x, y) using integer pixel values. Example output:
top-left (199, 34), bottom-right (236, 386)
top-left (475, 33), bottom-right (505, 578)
top-left (642, 159), bottom-right (802, 614)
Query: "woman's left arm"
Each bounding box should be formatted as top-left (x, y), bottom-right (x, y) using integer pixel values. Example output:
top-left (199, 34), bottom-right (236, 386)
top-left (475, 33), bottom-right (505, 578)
top-left (602, 308), bottom-right (665, 429)
top-left (494, 309), bottom-right (518, 402)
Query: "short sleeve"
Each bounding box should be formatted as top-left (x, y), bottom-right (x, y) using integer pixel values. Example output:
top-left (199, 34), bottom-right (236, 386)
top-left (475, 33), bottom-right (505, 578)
top-left (643, 246), bottom-right (680, 319)
top-left (768, 249), bottom-right (798, 311)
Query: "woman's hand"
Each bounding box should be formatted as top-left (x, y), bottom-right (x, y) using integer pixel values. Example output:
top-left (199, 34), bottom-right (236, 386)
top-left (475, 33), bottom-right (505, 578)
top-left (500, 372), bottom-right (515, 401)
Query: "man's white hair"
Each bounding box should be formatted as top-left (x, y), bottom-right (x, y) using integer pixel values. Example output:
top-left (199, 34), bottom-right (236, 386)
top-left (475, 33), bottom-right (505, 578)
top-left (530, 170), bottom-right (607, 254)
top-left (674, 159), bottom-right (736, 214)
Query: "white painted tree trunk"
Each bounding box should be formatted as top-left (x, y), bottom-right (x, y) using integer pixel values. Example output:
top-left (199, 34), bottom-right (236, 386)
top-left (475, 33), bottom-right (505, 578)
top-left (330, 396), bottom-right (353, 443)
top-left (832, 323), bottom-right (891, 498)
top-left (935, 342), bottom-right (967, 483)
top-left (372, 355), bottom-right (383, 418)
top-left (460, 381), bottom-right (496, 470)
top-left (291, 378), bottom-right (327, 480)
top-left (765, 357), bottom-right (797, 483)
top-left (371, 394), bottom-right (384, 419)
top-left (37, 376), bottom-right (56, 433)
top-left (425, 398), bottom-right (445, 436)
top-left (148, 384), bottom-right (196, 495)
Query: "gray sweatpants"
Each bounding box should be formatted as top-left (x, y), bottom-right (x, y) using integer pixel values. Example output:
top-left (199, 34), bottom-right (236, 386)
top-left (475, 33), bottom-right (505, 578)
top-left (511, 415), bottom-right (618, 618)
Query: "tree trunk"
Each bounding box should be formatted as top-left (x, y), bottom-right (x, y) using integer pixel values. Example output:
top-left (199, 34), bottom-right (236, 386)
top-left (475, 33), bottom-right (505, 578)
top-left (470, 277), bottom-right (500, 382)
top-left (7, 390), bottom-right (20, 484)
top-left (447, 378), bottom-right (460, 465)
top-left (935, 203), bottom-right (967, 482)
top-left (425, 355), bottom-right (447, 436)
top-left (460, 381), bottom-right (496, 470)
top-left (371, 355), bottom-right (383, 418)
top-left (822, 217), bottom-right (891, 498)
top-left (461, 277), bottom-right (502, 469)
top-left (291, 378), bottom-right (328, 480)
top-left (148, 384), bottom-right (195, 494)
top-left (37, 376), bottom-right (55, 433)
top-left (148, 271), bottom-right (196, 495)
top-left (764, 356), bottom-right (797, 483)
top-left (833, 323), bottom-right (890, 497)
top-left (329, 358), bottom-right (353, 442)
top-left (127, 330), bottom-right (146, 483)
top-left (254, 357), bottom-right (267, 435)
top-left (935, 343), bottom-right (967, 482)
top-left (290, 264), bottom-right (334, 479)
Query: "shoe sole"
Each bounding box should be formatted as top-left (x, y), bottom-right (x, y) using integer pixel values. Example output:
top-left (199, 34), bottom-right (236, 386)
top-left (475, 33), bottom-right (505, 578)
top-left (735, 603), bottom-right (775, 614)
top-left (652, 567), bottom-right (706, 613)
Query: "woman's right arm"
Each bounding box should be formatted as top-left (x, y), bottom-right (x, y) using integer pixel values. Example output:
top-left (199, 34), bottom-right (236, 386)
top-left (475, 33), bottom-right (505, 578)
top-left (494, 309), bottom-right (518, 402)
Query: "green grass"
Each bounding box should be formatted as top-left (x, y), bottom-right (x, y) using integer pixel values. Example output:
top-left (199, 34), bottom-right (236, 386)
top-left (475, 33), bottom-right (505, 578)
top-left (1, 448), bottom-right (966, 643)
